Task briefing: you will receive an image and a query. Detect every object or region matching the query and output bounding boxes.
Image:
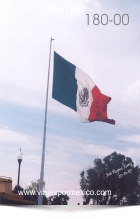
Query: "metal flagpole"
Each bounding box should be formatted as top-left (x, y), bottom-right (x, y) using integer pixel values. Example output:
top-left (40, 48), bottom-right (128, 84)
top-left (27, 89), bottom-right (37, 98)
top-left (38, 37), bottom-right (54, 205)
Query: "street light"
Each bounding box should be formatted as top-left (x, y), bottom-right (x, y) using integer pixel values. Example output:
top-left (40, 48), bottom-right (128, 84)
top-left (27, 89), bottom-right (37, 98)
top-left (17, 148), bottom-right (23, 187)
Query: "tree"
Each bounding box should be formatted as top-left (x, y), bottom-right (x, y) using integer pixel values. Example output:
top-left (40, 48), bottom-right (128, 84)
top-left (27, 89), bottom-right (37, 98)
top-left (23, 179), bottom-right (47, 204)
top-left (80, 151), bottom-right (140, 205)
top-left (23, 180), bottom-right (70, 205)
top-left (12, 185), bottom-right (23, 194)
top-left (47, 193), bottom-right (69, 205)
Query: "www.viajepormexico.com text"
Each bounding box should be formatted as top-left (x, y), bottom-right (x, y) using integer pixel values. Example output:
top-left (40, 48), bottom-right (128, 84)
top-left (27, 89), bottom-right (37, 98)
top-left (18, 189), bottom-right (111, 197)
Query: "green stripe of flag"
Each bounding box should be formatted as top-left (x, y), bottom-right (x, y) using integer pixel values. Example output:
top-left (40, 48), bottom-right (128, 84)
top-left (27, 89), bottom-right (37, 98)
top-left (52, 52), bottom-right (77, 111)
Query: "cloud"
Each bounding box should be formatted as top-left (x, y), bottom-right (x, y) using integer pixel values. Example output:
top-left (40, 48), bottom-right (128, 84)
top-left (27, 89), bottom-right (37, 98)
top-left (123, 80), bottom-right (140, 103)
top-left (0, 0), bottom-right (140, 129)
top-left (118, 134), bottom-right (140, 144)
top-left (55, 172), bottom-right (76, 179)
top-left (117, 134), bottom-right (140, 159)
top-left (125, 147), bottom-right (140, 159)
top-left (0, 127), bottom-right (115, 172)
top-left (0, 128), bottom-right (41, 151)
top-left (0, 83), bottom-right (46, 109)
top-left (1, 126), bottom-right (140, 162)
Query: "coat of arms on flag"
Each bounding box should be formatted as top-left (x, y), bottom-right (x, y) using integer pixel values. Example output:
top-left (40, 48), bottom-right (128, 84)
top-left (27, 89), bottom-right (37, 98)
top-left (79, 87), bottom-right (89, 107)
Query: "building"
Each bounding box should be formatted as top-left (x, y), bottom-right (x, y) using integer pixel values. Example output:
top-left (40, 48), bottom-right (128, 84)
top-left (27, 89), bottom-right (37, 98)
top-left (0, 176), bottom-right (37, 205)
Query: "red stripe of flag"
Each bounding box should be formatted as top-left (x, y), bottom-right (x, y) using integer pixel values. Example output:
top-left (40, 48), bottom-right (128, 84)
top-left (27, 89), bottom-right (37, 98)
top-left (88, 86), bottom-right (115, 125)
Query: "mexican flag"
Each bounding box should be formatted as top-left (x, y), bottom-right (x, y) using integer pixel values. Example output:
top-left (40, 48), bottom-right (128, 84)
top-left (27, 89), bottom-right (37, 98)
top-left (52, 52), bottom-right (115, 125)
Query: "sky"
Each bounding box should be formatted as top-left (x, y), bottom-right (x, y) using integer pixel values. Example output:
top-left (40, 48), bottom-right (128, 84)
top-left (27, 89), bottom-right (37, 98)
top-left (0, 0), bottom-right (140, 204)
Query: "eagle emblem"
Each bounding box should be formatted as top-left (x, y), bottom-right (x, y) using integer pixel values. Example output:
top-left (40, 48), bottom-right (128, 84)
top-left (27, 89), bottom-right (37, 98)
top-left (79, 87), bottom-right (89, 107)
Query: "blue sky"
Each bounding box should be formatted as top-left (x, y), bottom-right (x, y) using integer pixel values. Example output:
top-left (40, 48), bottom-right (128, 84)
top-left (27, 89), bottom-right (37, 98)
top-left (0, 0), bottom-right (140, 204)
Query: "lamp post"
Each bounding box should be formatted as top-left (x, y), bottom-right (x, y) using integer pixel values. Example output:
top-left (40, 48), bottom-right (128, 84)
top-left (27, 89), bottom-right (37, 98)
top-left (17, 148), bottom-right (23, 187)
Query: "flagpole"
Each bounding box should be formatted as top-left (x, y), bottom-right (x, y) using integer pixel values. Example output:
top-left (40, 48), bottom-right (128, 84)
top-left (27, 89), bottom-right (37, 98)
top-left (38, 37), bottom-right (54, 205)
